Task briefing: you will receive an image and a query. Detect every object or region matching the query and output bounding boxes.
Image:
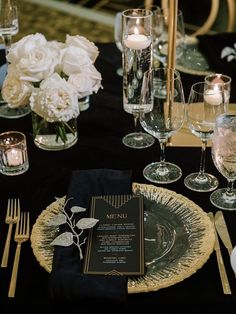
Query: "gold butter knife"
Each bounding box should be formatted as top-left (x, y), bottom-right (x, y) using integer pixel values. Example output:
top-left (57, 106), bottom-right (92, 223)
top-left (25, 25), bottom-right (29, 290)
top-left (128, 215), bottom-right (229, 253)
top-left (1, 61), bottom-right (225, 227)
top-left (215, 211), bottom-right (233, 258)
top-left (208, 212), bottom-right (231, 295)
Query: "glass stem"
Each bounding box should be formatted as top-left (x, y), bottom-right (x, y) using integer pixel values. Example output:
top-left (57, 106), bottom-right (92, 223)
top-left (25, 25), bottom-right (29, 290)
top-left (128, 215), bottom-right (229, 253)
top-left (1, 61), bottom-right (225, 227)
top-left (225, 180), bottom-right (235, 198)
top-left (133, 113), bottom-right (140, 133)
top-left (3, 35), bottom-right (12, 61)
top-left (198, 139), bottom-right (207, 178)
top-left (159, 139), bottom-right (166, 166)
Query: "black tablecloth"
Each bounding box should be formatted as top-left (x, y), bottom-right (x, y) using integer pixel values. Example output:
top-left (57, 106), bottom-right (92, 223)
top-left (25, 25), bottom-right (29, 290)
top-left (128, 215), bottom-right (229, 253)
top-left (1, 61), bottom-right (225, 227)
top-left (0, 43), bottom-right (236, 314)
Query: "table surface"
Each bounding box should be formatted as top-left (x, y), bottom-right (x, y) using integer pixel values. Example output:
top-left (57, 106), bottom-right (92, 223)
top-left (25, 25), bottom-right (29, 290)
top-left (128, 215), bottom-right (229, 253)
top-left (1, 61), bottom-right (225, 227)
top-left (0, 43), bottom-right (236, 314)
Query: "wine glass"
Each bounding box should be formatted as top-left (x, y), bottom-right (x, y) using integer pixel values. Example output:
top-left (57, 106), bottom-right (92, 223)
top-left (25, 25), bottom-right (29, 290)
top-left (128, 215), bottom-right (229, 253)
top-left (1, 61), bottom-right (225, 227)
top-left (0, 0), bottom-right (29, 119)
top-left (184, 82), bottom-right (227, 192)
top-left (155, 9), bottom-right (185, 67)
top-left (114, 12), bottom-right (123, 76)
top-left (140, 67), bottom-right (185, 184)
top-left (122, 8), bottom-right (155, 149)
top-left (210, 114), bottom-right (236, 210)
top-left (0, 0), bottom-right (18, 56)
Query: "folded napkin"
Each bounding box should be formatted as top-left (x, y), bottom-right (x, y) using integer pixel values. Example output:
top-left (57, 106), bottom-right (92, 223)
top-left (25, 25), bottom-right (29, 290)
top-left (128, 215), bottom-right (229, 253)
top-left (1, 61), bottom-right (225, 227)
top-left (48, 169), bottom-right (132, 305)
top-left (197, 32), bottom-right (236, 78)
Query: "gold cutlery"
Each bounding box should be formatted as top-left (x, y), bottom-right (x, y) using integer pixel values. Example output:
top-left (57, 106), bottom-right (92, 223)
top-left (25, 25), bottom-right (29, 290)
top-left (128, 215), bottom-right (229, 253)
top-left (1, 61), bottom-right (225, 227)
top-left (8, 211), bottom-right (30, 298)
top-left (215, 211), bottom-right (233, 258)
top-left (1, 199), bottom-right (20, 268)
top-left (208, 212), bottom-right (231, 295)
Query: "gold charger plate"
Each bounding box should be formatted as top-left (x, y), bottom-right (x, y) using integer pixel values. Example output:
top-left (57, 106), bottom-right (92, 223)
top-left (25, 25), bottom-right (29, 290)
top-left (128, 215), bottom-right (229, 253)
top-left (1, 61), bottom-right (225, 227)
top-left (30, 183), bottom-right (215, 293)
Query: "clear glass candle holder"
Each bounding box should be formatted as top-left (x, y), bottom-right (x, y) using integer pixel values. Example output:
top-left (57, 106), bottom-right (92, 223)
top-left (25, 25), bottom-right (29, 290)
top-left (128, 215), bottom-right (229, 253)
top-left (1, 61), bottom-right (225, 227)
top-left (0, 131), bottom-right (29, 176)
top-left (122, 8), bottom-right (155, 149)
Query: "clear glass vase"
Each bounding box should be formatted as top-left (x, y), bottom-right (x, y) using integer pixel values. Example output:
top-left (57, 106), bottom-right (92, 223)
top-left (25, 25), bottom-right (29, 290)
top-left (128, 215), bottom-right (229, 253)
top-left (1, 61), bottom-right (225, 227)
top-left (31, 112), bottom-right (78, 151)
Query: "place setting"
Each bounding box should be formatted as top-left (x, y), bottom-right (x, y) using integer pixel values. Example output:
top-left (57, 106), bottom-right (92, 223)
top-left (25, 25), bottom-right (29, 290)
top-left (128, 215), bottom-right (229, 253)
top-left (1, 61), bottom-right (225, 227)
top-left (1, 0), bottom-right (236, 310)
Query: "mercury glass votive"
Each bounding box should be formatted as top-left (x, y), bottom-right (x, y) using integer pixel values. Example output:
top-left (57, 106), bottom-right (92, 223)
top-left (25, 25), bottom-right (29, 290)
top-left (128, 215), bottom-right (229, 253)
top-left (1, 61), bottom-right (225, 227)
top-left (0, 131), bottom-right (29, 176)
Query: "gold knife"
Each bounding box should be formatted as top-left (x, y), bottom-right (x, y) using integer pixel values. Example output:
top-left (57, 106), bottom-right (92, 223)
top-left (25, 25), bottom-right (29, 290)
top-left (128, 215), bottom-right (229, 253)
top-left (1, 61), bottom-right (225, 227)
top-left (215, 211), bottom-right (233, 258)
top-left (208, 212), bottom-right (231, 295)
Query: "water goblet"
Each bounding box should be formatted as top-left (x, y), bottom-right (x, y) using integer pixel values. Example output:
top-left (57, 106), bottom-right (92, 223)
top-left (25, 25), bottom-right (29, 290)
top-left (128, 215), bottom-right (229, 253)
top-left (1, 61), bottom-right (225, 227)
top-left (140, 67), bottom-right (185, 184)
top-left (210, 114), bottom-right (236, 210)
top-left (122, 8), bottom-right (155, 149)
top-left (114, 12), bottom-right (123, 76)
top-left (184, 81), bottom-right (227, 192)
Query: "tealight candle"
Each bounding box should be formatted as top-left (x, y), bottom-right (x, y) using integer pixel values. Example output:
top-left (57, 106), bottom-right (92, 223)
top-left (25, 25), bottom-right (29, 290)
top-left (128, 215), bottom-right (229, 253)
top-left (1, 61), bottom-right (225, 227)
top-left (204, 88), bottom-right (223, 106)
top-left (0, 131), bottom-right (29, 176)
top-left (6, 148), bottom-right (23, 166)
top-left (124, 34), bottom-right (151, 50)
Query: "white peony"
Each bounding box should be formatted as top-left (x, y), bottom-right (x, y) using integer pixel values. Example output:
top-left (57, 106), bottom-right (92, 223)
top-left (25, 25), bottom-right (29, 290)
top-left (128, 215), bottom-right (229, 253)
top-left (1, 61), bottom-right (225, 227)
top-left (30, 73), bottom-right (79, 122)
top-left (65, 34), bottom-right (99, 62)
top-left (68, 65), bottom-right (102, 98)
top-left (2, 70), bottom-right (33, 108)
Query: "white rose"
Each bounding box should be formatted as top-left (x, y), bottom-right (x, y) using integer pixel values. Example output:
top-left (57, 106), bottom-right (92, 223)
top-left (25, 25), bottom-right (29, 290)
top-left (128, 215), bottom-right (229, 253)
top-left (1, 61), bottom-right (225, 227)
top-left (65, 34), bottom-right (99, 62)
top-left (16, 45), bottom-right (59, 82)
top-left (2, 71), bottom-right (33, 108)
top-left (7, 33), bottom-right (47, 64)
top-left (30, 73), bottom-right (79, 122)
top-left (68, 65), bottom-right (102, 98)
top-left (60, 46), bottom-right (92, 76)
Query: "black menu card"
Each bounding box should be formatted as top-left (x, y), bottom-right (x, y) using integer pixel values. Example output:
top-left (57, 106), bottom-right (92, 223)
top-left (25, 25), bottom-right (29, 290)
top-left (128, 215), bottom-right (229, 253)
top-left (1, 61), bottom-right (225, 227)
top-left (83, 194), bottom-right (144, 276)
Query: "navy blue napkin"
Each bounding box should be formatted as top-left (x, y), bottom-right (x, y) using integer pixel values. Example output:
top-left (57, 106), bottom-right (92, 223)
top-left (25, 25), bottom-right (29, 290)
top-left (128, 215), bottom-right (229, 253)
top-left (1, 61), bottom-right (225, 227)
top-left (48, 169), bottom-right (131, 304)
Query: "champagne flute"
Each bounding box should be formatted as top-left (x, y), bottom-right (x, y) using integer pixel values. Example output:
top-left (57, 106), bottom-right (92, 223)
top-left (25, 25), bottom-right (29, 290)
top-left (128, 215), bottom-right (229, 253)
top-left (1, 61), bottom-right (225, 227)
top-left (184, 82), bottom-right (226, 192)
top-left (140, 67), bottom-right (185, 184)
top-left (122, 8), bottom-right (155, 149)
top-left (210, 114), bottom-right (236, 210)
top-left (114, 12), bottom-right (123, 76)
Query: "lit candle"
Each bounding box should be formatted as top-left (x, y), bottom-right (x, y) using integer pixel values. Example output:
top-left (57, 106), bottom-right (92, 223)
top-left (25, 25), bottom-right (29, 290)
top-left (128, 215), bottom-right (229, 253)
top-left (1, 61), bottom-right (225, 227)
top-left (124, 27), bottom-right (151, 50)
top-left (204, 86), bottom-right (223, 106)
top-left (6, 148), bottom-right (23, 166)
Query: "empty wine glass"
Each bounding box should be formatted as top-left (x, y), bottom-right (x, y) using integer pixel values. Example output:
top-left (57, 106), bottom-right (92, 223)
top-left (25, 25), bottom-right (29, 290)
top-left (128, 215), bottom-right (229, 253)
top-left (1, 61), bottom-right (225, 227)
top-left (114, 12), bottom-right (123, 76)
top-left (122, 8), bottom-right (155, 149)
top-left (210, 114), bottom-right (236, 210)
top-left (184, 82), bottom-right (227, 192)
top-left (155, 8), bottom-right (185, 67)
top-left (0, 0), bottom-right (28, 119)
top-left (140, 67), bottom-right (185, 184)
top-left (0, 0), bottom-right (18, 56)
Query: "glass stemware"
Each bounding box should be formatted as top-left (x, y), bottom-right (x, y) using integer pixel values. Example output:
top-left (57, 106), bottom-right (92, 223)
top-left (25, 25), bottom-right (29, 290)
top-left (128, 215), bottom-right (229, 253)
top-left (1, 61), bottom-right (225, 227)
top-left (0, 0), bottom-right (18, 55)
top-left (114, 12), bottom-right (123, 76)
top-left (122, 8), bottom-right (155, 149)
top-left (155, 8), bottom-right (185, 67)
top-left (184, 81), bottom-right (227, 192)
top-left (140, 67), bottom-right (185, 184)
top-left (0, 0), bottom-right (30, 118)
top-left (210, 114), bottom-right (236, 210)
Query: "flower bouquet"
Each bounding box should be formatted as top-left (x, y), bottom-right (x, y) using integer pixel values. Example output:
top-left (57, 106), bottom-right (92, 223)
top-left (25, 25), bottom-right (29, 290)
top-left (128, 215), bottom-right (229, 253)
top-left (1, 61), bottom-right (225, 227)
top-left (2, 33), bottom-right (102, 150)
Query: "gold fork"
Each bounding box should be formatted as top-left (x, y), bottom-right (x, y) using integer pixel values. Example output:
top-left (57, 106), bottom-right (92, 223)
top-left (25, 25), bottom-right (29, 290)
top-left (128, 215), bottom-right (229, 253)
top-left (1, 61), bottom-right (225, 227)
top-left (1, 199), bottom-right (20, 268)
top-left (8, 211), bottom-right (30, 298)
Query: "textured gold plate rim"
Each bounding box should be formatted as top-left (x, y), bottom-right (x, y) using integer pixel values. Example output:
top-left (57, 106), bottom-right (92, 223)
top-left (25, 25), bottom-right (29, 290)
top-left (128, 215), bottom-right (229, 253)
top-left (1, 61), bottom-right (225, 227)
top-left (30, 183), bottom-right (215, 294)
